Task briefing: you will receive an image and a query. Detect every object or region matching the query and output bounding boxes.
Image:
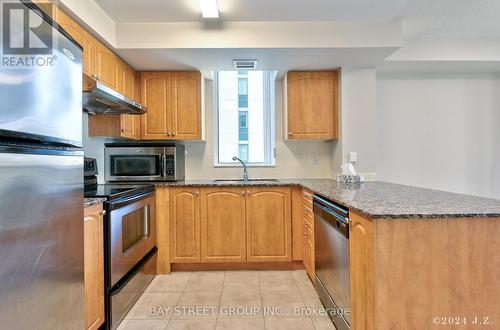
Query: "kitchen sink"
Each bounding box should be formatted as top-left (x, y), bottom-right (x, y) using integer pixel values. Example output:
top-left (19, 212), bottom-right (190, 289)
top-left (212, 178), bottom-right (280, 184)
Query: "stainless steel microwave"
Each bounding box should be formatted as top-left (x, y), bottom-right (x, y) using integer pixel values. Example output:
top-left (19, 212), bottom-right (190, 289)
top-left (105, 143), bottom-right (185, 182)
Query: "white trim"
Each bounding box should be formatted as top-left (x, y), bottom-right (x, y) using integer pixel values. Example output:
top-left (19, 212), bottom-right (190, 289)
top-left (214, 70), bottom-right (276, 167)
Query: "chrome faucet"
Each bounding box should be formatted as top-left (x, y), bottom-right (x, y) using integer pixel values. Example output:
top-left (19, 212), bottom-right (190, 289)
top-left (232, 156), bottom-right (248, 181)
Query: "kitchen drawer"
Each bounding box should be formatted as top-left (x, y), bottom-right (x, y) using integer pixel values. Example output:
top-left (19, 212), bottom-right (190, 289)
top-left (303, 204), bottom-right (313, 225)
top-left (302, 189), bottom-right (313, 208)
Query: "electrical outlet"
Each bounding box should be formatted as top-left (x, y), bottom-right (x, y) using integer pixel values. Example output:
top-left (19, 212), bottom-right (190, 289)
top-left (313, 155), bottom-right (320, 164)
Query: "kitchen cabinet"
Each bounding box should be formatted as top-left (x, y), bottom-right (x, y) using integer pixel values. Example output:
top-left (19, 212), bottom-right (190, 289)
top-left (169, 187), bottom-right (201, 263)
top-left (302, 189), bottom-right (315, 279)
top-left (118, 61), bottom-right (140, 139)
top-left (140, 72), bottom-right (172, 140)
top-left (156, 187), bottom-right (171, 274)
top-left (165, 186), bottom-right (291, 266)
top-left (200, 187), bottom-right (246, 263)
top-left (88, 62), bottom-right (140, 140)
top-left (88, 112), bottom-right (140, 140)
top-left (94, 41), bottom-right (119, 90)
top-left (33, 0), bottom-right (59, 20)
top-left (83, 204), bottom-right (105, 330)
top-left (57, 9), bottom-right (95, 82)
top-left (141, 71), bottom-right (203, 140)
top-left (284, 71), bottom-right (339, 140)
top-left (246, 187), bottom-right (292, 262)
top-left (171, 72), bottom-right (203, 140)
top-left (118, 60), bottom-right (136, 100)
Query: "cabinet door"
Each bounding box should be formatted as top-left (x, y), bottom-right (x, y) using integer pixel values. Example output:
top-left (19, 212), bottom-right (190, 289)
top-left (246, 187), bottom-right (292, 262)
top-left (171, 72), bottom-right (202, 140)
top-left (120, 115), bottom-right (136, 139)
top-left (33, 0), bottom-right (59, 21)
top-left (303, 221), bottom-right (315, 280)
top-left (119, 63), bottom-right (138, 139)
top-left (57, 10), bottom-right (95, 78)
top-left (83, 204), bottom-right (105, 330)
top-left (286, 71), bottom-right (337, 140)
top-left (201, 187), bottom-right (246, 263)
top-left (141, 72), bottom-right (171, 140)
top-left (94, 41), bottom-right (118, 90)
top-left (170, 187), bottom-right (201, 263)
top-left (119, 62), bottom-right (136, 100)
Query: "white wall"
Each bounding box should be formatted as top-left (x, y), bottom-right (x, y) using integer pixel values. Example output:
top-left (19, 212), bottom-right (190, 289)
top-left (377, 73), bottom-right (500, 199)
top-left (183, 80), bottom-right (334, 179)
top-left (338, 68), bottom-right (377, 179)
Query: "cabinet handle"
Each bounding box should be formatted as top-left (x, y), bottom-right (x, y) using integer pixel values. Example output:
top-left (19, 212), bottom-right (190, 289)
top-left (247, 191), bottom-right (251, 196)
top-left (241, 191), bottom-right (245, 196)
top-left (167, 132), bottom-right (171, 136)
top-left (172, 132), bottom-right (176, 136)
top-left (121, 129), bottom-right (126, 132)
top-left (288, 132), bottom-right (293, 136)
top-left (195, 191), bottom-right (199, 197)
top-left (99, 210), bottom-right (106, 216)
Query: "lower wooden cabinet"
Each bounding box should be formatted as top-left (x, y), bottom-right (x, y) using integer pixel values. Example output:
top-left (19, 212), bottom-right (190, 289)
top-left (200, 187), bottom-right (246, 262)
top-left (169, 187), bottom-right (201, 263)
top-left (83, 204), bottom-right (105, 330)
top-left (168, 186), bottom-right (292, 264)
top-left (302, 189), bottom-right (315, 279)
top-left (246, 187), bottom-right (292, 262)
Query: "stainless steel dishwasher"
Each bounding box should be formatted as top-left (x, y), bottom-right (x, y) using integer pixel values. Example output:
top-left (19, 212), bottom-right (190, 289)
top-left (313, 195), bottom-right (350, 330)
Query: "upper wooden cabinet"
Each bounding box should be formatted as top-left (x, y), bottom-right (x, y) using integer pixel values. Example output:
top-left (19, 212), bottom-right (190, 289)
top-left (246, 187), bottom-right (292, 262)
top-left (284, 71), bottom-right (339, 140)
top-left (141, 72), bottom-right (172, 140)
top-left (94, 41), bottom-right (119, 90)
top-left (118, 61), bottom-right (136, 100)
top-left (83, 204), bottom-right (105, 330)
top-left (141, 71), bottom-right (203, 140)
top-left (57, 9), bottom-right (95, 79)
top-left (171, 72), bottom-right (203, 140)
top-left (33, 0), bottom-right (59, 21)
top-left (200, 187), bottom-right (246, 263)
top-left (169, 187), bottom-right (201, 263)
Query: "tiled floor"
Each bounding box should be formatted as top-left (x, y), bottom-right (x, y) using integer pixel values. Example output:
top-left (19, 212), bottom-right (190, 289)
top-left (118, 270), bottom-right (336, 330)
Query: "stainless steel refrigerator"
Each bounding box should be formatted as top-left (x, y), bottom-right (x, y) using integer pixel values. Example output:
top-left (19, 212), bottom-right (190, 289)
top-left (0, 1), bottom-right (84, 328)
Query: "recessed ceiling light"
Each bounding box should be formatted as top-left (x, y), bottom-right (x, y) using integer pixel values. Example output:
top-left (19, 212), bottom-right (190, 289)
top-left (198, 0), bottom-right (219, 18)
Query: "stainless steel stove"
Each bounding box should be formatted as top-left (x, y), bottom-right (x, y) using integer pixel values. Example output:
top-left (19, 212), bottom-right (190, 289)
top-left (84, 158), bottom-right (157, 330)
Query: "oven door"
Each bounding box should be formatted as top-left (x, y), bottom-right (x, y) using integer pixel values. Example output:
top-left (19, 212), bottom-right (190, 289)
top-left (109, 192), bottom-right (156, 287)
top-left (105, 147), bottom-right (166, 182)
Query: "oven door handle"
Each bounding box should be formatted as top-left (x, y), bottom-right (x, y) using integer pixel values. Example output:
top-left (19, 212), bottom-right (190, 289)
top-left (110, 191), bottom-right (155, 210)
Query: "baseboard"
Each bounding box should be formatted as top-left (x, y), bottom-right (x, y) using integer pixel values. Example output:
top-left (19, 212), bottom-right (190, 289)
top-left (171, 260), bottom-right (305, 272)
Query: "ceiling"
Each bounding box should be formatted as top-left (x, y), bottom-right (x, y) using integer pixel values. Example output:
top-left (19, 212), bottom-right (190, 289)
top-left (92, 0), bottom-right (500, 72)
top-left (95, 0), bottom-right (410, 23)
top-left (116, 47), bottom-right (397, 78)
top-left (396, 0), bottom-right (500, 38)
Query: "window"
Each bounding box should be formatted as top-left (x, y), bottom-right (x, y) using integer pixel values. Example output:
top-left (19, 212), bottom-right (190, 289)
top-left (239, 112), bottom-right (248, 141)
top-left (215, 70), bottom-right (276, 166)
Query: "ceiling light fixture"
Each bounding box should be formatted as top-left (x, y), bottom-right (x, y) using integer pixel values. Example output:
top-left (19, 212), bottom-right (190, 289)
top-left (198, 0), bottom-right (219, 18)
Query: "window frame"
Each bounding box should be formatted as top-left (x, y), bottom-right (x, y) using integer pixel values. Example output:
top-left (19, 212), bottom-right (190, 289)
top-left (213, 70), bottom-right (276, 167)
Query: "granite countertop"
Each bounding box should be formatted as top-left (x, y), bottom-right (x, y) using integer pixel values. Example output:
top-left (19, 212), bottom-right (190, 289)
top-left (84, 197), bottom-right (107, 208)
top-left (157, 179), bottom-right (500, 219)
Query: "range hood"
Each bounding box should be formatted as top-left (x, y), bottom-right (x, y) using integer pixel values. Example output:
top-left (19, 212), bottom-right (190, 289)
top-left (83, 77), bottom-right (146, 115)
